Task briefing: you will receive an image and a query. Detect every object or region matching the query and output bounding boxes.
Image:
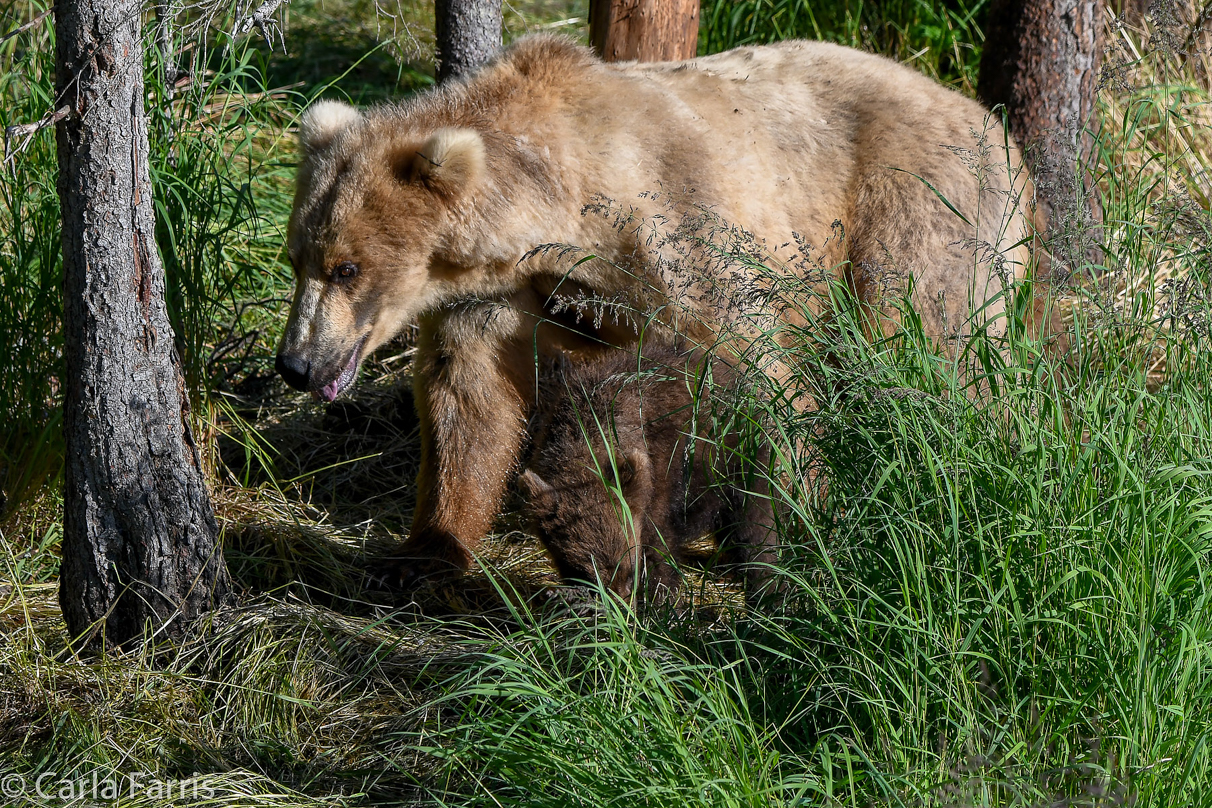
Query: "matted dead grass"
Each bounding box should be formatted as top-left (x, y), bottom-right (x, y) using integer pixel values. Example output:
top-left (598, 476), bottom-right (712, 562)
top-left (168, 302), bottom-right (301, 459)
top-left (1045, 2), bottom-right (1212, 385)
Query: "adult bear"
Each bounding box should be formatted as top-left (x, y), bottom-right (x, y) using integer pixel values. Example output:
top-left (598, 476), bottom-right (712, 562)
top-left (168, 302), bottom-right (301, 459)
top-left (276, 35), bottom-right (1038, 585)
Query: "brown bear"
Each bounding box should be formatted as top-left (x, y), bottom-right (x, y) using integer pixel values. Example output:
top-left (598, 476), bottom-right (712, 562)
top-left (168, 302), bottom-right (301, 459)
top-left (274, 35), bottom-right (1038, 584)
top-left (518, 343), bottom-right (778, 604)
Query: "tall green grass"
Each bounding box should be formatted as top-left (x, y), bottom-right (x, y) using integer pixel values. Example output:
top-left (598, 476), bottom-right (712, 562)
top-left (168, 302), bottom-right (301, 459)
top-left (0, 1), bottom-right (64, 510)
top-left (2, 2), bottom-right (1211, 808)
top-left (0, 4), bottom-right (300, 517)
top-left (402, 185), bottom-right (1212, 807)
top-left (148, 51), bottom-right (297, 399)
top-left (699, 0), bottom-right (989, 91)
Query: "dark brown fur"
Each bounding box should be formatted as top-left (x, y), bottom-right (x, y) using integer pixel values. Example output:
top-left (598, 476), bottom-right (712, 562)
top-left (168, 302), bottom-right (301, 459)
top-left (518, 343), bottom-right (778, 603)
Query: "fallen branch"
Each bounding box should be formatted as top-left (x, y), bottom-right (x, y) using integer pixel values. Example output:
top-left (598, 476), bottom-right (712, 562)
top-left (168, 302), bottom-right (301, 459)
top-left (4, 105), bottom-right (72, 167)
top-left (0, 9), bottom-right (51, 46)
top-left (231, 0), bottom-right (290, 48)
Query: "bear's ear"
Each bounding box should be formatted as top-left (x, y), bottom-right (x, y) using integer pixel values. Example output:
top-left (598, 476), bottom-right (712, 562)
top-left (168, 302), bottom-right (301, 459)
top-left (299, 99), bottom-right (360, 153)
top-left (405, 128), bottom-right (486, 197)
top-left (519, 468), bottom-right (555, 503)
top-left (619, 448), bottom-right (652, 495)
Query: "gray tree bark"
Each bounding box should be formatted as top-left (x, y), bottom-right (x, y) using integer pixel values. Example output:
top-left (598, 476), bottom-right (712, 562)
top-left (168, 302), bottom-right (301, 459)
top-left (56, 0), bottom-right (230, 647)
top-left (979, 0), bottom-right (1104, 271)
top-left (435, 0), bottom-right (502, 82)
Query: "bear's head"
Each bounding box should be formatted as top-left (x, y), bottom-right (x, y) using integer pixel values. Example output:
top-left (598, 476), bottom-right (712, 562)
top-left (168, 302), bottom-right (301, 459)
top-left (276, 99), bottom-right (487, 400)
top-left (520, 444), bottom-right (655, 601)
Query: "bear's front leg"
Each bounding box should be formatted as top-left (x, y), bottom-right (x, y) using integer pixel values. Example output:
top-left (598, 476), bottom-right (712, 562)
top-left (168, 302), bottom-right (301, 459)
top-left (379, 295), bottom-right (545, 588)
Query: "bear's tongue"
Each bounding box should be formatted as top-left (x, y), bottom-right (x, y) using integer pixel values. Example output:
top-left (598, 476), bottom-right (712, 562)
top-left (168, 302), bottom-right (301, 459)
top-left (314, 342), bottom-right (362, 403)
top-left (317, 378), bottom-right (342, 403)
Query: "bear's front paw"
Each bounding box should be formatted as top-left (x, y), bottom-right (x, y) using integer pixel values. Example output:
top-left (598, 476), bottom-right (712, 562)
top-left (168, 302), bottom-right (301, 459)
top-left (365, 530), bottom-right (473, 591)
top-left (365, 555), bottom-right (467, 592)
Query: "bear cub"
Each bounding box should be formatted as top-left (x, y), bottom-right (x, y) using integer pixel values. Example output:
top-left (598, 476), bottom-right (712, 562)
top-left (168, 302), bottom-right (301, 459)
top-left (518, 343), bottom-right (778, 604)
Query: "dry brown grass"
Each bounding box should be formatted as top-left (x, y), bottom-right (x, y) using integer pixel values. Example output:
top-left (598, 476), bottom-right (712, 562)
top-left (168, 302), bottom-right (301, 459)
top-left (1048, 1), bottom-right (1212, 385)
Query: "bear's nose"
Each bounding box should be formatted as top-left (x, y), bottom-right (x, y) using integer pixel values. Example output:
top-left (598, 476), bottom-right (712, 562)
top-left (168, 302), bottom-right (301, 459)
top-left (276, 353), bottom-right (311, 391)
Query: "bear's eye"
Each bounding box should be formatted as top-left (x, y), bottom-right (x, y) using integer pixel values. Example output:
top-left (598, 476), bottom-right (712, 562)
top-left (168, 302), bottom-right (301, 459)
top-left (331, 261), bottom-right (359, 283)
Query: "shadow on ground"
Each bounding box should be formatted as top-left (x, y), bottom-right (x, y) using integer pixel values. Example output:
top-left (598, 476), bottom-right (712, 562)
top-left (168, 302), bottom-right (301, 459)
top-left (212, 339), bottom-right (746, 631)
top-left (212, 344), bottom-right (569, 624)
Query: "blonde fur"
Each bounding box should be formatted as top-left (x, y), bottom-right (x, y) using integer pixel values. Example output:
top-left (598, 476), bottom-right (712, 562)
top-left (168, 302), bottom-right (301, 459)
top-left (412, 128), bottom-right (486, 196)
top-left (298, 99), bottom-right (361, 152)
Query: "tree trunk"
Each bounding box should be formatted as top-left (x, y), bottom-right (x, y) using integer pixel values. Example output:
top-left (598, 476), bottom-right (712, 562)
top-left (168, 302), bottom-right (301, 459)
top-left (590, 0), bottom-right (699, 62)
top-left (56, 0), bottom-right (230, 648)
top-left (979, 0), bottom-right (1103, 271)
top-left (435, 0), bottom-right (502, 82)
